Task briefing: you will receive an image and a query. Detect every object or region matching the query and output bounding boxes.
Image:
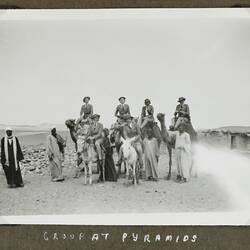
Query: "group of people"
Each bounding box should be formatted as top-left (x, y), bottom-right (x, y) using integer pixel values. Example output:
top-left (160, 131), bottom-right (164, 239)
top-left (0, 95), bottom-right (195, 188)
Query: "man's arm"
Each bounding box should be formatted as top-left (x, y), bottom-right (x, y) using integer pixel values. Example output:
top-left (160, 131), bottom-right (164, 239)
top-left (140, 107), bottom-right (144, 119)
top-left (46, 136), bottom-right (53, 159)
top-left (90, 104), bottom-right (93, 116)
top-left (174, 105), bottom-right (179, 116)
top-left (127, 104), bottom-right (131, 115)
top-left (1, 138), bottom-right (6, 166)
top-left (93, 123), bottom-right (103, 140)
top-left (114, 106), bottom-right (119, 117)
top-left (80, 105), bottom-right (84, 117)
top-left (16, 137), bottom-right (24, 161)
top-left (149, 105), bottom-right (154, 116)
top-left (185, 104), bottom-right (190, 116)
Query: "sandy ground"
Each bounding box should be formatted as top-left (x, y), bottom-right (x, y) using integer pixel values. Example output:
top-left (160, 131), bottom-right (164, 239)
top-left (0, 134), bottom-right (233, 215)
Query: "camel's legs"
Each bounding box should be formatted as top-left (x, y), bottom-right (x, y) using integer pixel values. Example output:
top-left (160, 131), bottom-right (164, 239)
top-left (136, 162), bottom-right (140, 184)
top-left (125, 162), bottom-right (129, 179)
top-left (89, 162), bottom-right (92, 185)
top-left (102, 156), bottom-right (105, 182)
top-left (133, 162), bottom-right (137, 186)
top-left (166, 147), bottom-right (172, 180)
top-left (118, 165), bottom-right (121, 176)
top-left (83, 162), bottom-right (87, 185)
top-left (123, 161), bottom-right (126, 175)
top-left (74, 154), bottom-right (82, 178)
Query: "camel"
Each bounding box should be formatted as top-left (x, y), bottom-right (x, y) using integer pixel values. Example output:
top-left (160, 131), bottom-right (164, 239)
top-left (65, 119), bottom-right (102, 184)
top-left (156, 113), bottom-right (175, 180)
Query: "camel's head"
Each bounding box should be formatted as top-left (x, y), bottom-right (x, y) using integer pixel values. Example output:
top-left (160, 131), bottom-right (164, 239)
top-left (157, 113), bottom-right (165, 122)
top-left (65, 119), bottom-right (76, 129)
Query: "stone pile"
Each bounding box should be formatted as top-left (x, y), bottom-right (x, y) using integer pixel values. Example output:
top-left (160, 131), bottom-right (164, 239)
top-left (21, 144), bottom-right (48, 175)
top-left (21, 144), bottom-right (78, 176)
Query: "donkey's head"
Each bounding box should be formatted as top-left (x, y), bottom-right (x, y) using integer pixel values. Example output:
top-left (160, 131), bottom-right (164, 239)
top-left (121, 137), bottom-right (135, 160)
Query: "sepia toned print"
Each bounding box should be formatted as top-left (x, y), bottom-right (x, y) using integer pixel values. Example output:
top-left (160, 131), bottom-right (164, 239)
top-left (0, 9), bottom-right (250, 220)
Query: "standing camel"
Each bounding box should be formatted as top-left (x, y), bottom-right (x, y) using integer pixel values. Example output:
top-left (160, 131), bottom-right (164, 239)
top-left (156, 113), bottom-right (175, 180)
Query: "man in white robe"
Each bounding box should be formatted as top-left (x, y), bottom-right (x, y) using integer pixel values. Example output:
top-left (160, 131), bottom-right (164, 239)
top-left (168, 123), bottom-right (192, 183)
top-left (175, 123), bottom-right (192, 182)
top-left (46, 127), bottom-right (64, 182)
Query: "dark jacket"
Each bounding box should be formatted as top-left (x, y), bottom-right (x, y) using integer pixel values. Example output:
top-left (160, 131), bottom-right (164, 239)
top-left (141, 104), bottom-right (154, 119)
top-left (115, 104), bottom-right (130, 118)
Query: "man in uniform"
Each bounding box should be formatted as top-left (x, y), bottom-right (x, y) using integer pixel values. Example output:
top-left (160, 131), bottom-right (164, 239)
top-left (80, 96), bottom-right (93, 120)
top-left (114, 97), bottom-right (131, 124)
top-left (89, 114), bottom-right (104, 166)
top-left (174, 97), bottom-right (190, 129)
top-left (76, 96), bottom-right (93, 128)
top-left (140, 98), bottom-right (155, 129)
top-left (116, 114), bottom-right (143, 170)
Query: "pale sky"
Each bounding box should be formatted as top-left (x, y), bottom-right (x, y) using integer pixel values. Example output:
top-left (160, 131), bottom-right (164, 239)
top-left (0, 10), bottom-right (250, 129)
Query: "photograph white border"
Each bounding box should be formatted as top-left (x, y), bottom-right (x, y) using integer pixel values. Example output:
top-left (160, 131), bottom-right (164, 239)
top-left (0, 8), bottom-right (250, 225)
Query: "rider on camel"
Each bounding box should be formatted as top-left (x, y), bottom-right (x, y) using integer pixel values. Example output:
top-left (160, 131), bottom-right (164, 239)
top-left (76, 96), bottom-right (93, 128)
top-left (116, 114), bottom-right (143, 170)
top-left (114, 97), bottom-right (131, 125)
top-left (88, 114), bottom-right (104, 167)
top-left (174, 97), bottom-right (190, 129)
top-left (140, 98), bottom-right (155, 129)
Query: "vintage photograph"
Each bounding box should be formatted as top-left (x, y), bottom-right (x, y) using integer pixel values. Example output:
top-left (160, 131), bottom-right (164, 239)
top-left (0, 9), bottom-right (250, 220)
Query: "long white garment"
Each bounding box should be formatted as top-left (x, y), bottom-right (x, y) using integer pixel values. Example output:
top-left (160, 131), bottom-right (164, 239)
top-left (46, 134), bottom-right (62, 167)
top-left (175, 132), bottom-right (192, 179)
top-left (143, 137), bottom-right (159, 179)
top-left (4, 136), bottom-right (18, 169)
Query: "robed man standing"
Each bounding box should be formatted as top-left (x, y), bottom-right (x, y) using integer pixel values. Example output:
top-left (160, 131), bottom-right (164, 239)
top-left (46, 127), bottom-right (65, 182)
top-left (1, 127), bottom-right (24, 188)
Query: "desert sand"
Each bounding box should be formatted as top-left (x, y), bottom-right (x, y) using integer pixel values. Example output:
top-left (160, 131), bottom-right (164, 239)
top-left (0, 131), bottom-right (233, 215)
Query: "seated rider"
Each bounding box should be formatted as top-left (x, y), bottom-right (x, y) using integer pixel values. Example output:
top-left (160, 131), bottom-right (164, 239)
top-left (140, 98), bottom-right (155, 129)
top-left (76, 96), bottom-right (93, 128)
top-left (76, 119), bottom-right (91, 154)
top-left (174, 97), bottom-right (190, 129)
top-left (88, 114), bottom-right (104, 166)
top-left (114, 96), bottom-right (131, 124)
top-left (116, 114), bottom-right (143, 170)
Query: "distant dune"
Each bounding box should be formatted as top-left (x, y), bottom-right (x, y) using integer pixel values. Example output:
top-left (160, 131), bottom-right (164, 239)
top-left (218, 126), bottom-right (250, 133)
top-left (0, 123), bottom-right (67, 132)
top-left (0, 129), bottom-right (70, 146)
top-left (198, 126), bottom-right (250, 134)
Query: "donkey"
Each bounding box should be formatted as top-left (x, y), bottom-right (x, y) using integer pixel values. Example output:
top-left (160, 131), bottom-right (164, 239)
top-left (120, 137), bottom-right (139, 185)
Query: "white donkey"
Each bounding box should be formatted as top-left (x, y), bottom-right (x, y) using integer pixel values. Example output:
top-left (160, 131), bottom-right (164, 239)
top-left (76, 124), bottom-right (97, 185)
top-left (120, 137), bottom-right (139, 185)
